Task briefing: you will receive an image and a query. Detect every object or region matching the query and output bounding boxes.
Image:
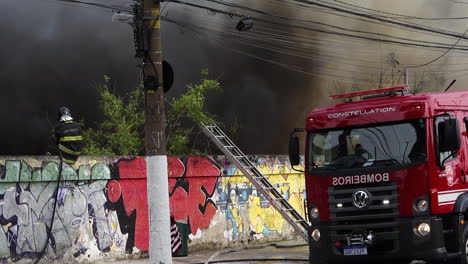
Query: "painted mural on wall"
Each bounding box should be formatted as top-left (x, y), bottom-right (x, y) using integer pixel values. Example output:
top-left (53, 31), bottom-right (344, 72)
top-left (0, 155), bottom-right (304, 262)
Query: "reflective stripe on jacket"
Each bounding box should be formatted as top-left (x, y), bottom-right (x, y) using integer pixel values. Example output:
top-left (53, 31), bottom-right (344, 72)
top-left (54, 120), bottom-right (83, 164)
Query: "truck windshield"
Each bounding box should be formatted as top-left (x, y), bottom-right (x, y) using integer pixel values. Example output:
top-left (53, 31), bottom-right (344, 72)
top-left (308, 119), bottom-right (426, 173)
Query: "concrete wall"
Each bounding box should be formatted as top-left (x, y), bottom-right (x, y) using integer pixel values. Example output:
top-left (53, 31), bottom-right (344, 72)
top-left (0, 155), bottom-right (305, 262)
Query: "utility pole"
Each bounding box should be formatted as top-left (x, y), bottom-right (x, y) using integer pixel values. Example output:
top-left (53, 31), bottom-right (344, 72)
top-left (141, 0), bottom-right (172, 263)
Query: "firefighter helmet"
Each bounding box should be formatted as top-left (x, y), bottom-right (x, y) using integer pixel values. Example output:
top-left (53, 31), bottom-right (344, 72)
top-left (57, 107), bottom-right (73, 121)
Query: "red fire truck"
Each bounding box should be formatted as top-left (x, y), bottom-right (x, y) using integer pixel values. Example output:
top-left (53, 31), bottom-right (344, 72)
top-left (289, 86), bottom-right (468, 264)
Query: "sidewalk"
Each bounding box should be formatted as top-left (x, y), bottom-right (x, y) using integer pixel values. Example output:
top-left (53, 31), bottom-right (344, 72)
top-left (98, 240), bottom-right (308, 264)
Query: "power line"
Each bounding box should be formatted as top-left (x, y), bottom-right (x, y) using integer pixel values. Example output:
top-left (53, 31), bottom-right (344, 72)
top-left (274, 0), bottom-right (465, 38)
top-left (287, 0), bottom-right (468, 41)
top-left (165, 15), bottom-right (468, 85)
top-left (39, 0), bottom-right (468, 84)
top-left (198, 0), bottom-right (468, 48)
top-left (180, 17), bottom-right (468, 74)
top-left (167, 0), bottom-right (468, 51)
top-left (312, 0), bottom-right (465, 37)
top-left (45, 0), bottom-right (132, 12)
top-left (163, 16), bottom-right (374, 84)
top-left (268, 0), bottom-right (468, 43)
top-left (250, 22), bottom-right (468, 60)
top-left (445, 0), bottom-right (468, 4)
top-left (43, 0), bottom-right (468, 57)
top-left (319, 0), bottom-right (468, 20)
top-left (251, 25), bottom-right (468, 61)
top-left (412, 27), bottom-right (468, 67)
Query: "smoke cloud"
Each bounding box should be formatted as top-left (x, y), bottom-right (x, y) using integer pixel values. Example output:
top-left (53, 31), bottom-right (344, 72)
top-left (1, 0), bottom-right (467, 155)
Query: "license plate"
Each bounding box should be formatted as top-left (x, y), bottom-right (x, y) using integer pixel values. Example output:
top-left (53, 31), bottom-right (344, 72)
top-left (343, 246), bottom-right (368, 256)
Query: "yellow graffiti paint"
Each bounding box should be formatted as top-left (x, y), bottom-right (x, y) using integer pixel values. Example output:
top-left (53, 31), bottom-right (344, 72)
top-left (223, 161), bottom-right (306, 235)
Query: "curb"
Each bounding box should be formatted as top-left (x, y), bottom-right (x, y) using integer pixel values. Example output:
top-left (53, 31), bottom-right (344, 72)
top-left (274, 242), bottom-right (308, 248)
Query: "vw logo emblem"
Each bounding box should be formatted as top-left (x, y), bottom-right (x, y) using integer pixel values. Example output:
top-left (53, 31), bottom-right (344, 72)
top-left (353, 190), bottom-right (370, 208)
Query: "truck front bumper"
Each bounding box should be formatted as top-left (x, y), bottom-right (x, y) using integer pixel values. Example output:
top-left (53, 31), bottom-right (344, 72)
top-left (309, 216), bottom-right (453, 263)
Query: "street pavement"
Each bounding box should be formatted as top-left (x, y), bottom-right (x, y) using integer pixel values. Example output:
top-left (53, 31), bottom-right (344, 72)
top-left (96, 240), bottom-right (442, 264)
top-left (97, 240), bottom-right (309, 264)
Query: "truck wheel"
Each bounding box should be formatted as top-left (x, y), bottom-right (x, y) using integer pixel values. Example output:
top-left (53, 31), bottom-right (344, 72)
top-left (457, 223), bottom-right (468, 264)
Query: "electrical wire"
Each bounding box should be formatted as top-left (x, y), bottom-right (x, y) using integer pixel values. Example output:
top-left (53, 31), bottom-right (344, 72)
top-left (164, 13), bottom-right (468, 90)
top-left (286, 0), bottom-right (468, 40)
top-left (42, 0), bottom-right (468, 62)
top-left (43, 0), bottom-right (106, 10)
top-left (45, 0), bottom-right (132, 12)
top-left (234, 26), bottom-right (468, 68)
top-left (410, 27), bottom-right (468, 67)
top-left (445, 0), bottom-right (468, 4)
top-left (312, 0), bottom-right (466, 36)
top-left (165, 12), bottom-right (468, 79)
top-left (197, 0), bottom-right (468, 49)
top-left (268, 0), bottom-right (444, 37)
top-left (166, 0), bottom-right (468, 51)
top-left (38, 0), bottom-right (468, 85)
top-left (163, 16), bottom-right (374, 85)
top-left (267, 0), bottom-right (468, 42)
top-left (249, 25), bottom-right (468, 60)
top-left (39, 0), bottom-right (468, 86)
top-left (273, 0), bottom-right (467, 39)
top-left (185, 21), bottom-right (389, 73)
top-left (318, 0), bottom-right (468, 20)
top-left (250, 22), bottom-right (468, 61)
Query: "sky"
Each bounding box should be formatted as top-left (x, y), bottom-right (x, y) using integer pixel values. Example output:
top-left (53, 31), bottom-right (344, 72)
top-left (1, 0), bottom-right (467, 155)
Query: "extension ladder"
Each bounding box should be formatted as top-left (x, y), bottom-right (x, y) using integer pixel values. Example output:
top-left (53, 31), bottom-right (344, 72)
top-left (200, 123), bottom-right (309, 241)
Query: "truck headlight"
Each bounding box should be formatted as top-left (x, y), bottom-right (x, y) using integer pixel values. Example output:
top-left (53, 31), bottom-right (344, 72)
top-left (415, 222), bottom-right (431, 236)
top-left (413, 195), bottom-right (430, 216)
top-left (312, 229), bottom-right (321, 241)
top-left (310, 207), bottom-right (319, 219)
top-left (417, 200), bottom-right (429, 212)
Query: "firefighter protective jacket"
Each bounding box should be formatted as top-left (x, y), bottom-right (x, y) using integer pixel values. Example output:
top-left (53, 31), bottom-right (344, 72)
top-left (53, 120), bottom-right (83, 164)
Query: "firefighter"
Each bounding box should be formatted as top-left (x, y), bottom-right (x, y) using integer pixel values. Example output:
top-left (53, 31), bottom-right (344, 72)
top-left (355, 143), bottom-right (372, 160)
top-left (47, 107), bottom-right (83, 165)
top-left (337, 130), bottom-right (350, 158)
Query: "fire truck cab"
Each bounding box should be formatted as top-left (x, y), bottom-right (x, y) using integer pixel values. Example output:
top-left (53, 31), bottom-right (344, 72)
top-left (289, 86), bottom-right (468, 264)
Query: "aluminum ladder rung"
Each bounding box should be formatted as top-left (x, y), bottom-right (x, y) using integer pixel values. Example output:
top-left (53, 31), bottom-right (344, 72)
top-left (273, 197), bottom-right (286, 201)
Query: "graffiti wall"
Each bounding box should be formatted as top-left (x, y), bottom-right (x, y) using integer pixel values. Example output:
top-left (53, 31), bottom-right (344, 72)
top-left (0, 155), bottom-right (305, 262)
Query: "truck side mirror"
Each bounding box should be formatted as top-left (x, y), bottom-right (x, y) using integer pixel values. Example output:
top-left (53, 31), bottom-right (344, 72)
top-left (289, 135), bottom-right (300, 166)
top-left (439, 118), bottom-right (460, 152)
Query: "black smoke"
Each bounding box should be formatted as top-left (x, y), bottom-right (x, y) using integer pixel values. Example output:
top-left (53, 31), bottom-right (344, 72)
top-left (0, 0), bottom-right (140, 154)
top-left (0, 0), bottom-right (323, 155)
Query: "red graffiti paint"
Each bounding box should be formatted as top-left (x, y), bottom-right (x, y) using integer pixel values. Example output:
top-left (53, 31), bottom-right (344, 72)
top-left (109, 157), bottom-right (220, 251)
top-left (107, 180), bottom-right (121, 203)
top-left (186, 157), bottom-right (221, 177)
top-left (117, 157), bottom-right (149, 251)
top-left (168, 157), bottom-right (185, 178)
top-left (169, 157), bottom-right (220, 234)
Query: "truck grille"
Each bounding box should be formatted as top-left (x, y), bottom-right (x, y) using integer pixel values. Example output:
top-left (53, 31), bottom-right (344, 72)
top-left (328, 182), bottom-right (399, 252)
